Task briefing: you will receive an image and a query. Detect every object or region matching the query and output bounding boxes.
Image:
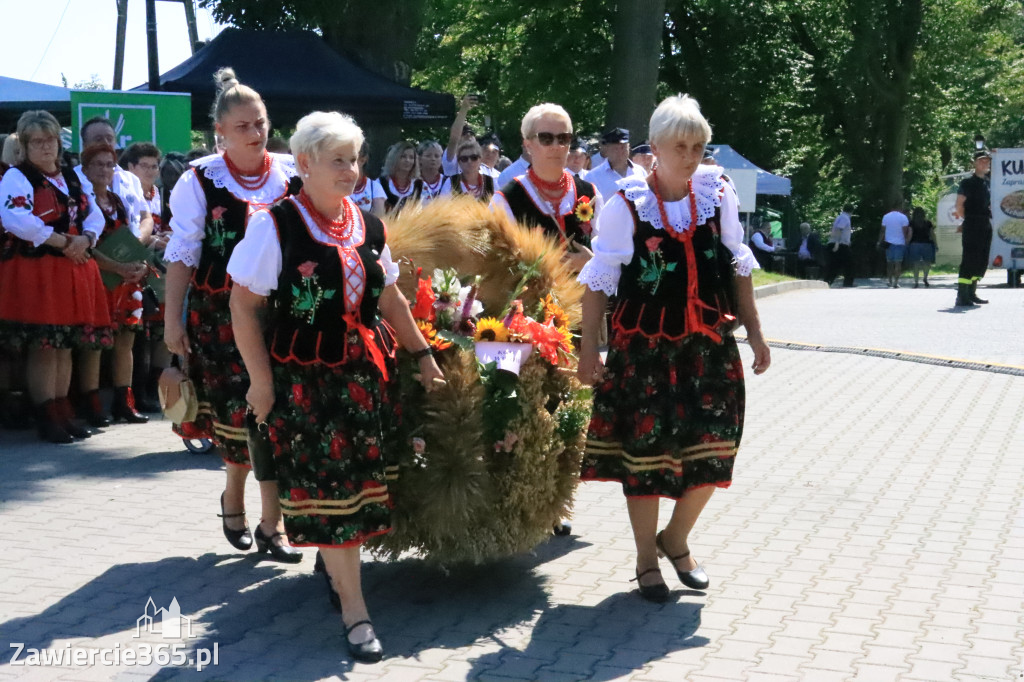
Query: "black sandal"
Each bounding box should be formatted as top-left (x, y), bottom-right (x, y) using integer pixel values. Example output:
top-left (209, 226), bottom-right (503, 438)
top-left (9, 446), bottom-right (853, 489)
top-left (345, 619), bottom-right (383, 663)
top-left (631, 567), bottom-right (670, 603)
top-left (218, 492), bottom-right (252, 551)
top-left (656, 530), bottom-right (709, 590)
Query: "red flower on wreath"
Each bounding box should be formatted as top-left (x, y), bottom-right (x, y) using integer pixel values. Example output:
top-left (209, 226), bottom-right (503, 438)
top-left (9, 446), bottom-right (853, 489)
top-left (411, 274), bottom-right (436, 321)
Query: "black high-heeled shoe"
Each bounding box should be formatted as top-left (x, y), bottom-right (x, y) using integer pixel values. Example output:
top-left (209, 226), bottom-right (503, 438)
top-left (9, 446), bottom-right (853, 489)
top-left (254, 524), bottom-right (302, 563)
top-left (218, 492), bottom-right (252, 551)
top-left (345, 620), bottom-right (383, 663)
top-left (656, 530), bottom-right (709, 590)
top-left (314, 551), bottom-right (342, 612)
top-left (631, 567), bottom-right (670, 603)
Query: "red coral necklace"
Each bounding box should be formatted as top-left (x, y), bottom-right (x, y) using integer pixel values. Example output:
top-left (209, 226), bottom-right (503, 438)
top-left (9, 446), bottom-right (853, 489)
top-left (527, 167), bottom-right (571, 235)
top-left (649, 171), bottom-right (697, 243)
top-left (223, 150), bottom-right (272, 191)
top-left (297, 190), bottom-right (355, 242)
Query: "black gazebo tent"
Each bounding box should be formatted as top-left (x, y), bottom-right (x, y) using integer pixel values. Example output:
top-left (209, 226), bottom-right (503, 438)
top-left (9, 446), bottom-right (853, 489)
top-left (0, 76), bottom-right (72, 129)
top-left (133, 28), bottom-right (455, 128)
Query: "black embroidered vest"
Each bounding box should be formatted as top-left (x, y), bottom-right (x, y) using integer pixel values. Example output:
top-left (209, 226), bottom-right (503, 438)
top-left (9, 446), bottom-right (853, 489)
top-left (266, 198), bottom-right (394, 367)
top-left (97, 193), bottom-right (129, 240)
top-left (3, 164), bottom-right (90, 261)
top-left (500, 175), bottom-right (596, 246)
top-left (191, 166), bottom-right (300, 294)
top-left (449, 173), bottom-right (494, 201)
top-left (612, 196), bottom-right (737, 342)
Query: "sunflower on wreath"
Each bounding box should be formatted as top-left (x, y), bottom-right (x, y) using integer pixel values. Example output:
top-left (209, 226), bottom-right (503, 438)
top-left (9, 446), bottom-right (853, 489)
top-left (573, 195), bottom-right (594, 235)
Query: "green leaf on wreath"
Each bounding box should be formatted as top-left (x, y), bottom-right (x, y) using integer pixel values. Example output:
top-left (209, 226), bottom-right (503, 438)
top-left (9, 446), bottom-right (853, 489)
top-left (437, 329), bottom-right (474, 350)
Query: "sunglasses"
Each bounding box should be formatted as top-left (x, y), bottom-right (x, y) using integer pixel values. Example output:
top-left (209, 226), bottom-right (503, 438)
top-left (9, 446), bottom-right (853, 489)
top-left (533, 132), bottom-right (573, 147)
top-left (458, 154), bottom-right (480, 163)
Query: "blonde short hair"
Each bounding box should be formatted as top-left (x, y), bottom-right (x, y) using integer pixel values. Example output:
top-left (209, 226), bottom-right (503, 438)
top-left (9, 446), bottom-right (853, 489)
top-left (649, 95), bottom-right (712, 147)
top-left (520, 103), bottom-right (572, 140)
top-left (290, 111), bottom-right (364, 162)
top-left (1, 134), bottom-right (22, 166)
top-left (16, 111), bottom-right (61, 154)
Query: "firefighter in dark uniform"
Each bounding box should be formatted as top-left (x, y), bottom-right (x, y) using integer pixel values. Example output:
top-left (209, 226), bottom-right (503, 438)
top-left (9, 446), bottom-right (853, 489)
top-left (953, 149), bottom-right (992, 306)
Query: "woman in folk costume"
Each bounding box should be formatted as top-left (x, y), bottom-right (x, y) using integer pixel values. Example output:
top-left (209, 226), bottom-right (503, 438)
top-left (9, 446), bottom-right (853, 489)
top-left (0, 110), bottom-right (112, 443)
top-left (228, 111), bottom-right (444, 663)
top-left (379, 141), bottom-right (420, 211)
top-left (440, 138), bottom-right (495, 202)
top-left (163, 68), bottom-right (301, 562)
top-left (490, 103), bottom-right (602, 274)
top-left (576, 95), bottom-right (771, 602)
top-left (76, 142), bottom-right (150, 427)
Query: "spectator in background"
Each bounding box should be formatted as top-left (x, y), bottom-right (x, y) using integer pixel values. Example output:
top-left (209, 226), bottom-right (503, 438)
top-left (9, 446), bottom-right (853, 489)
top-left (878, 201), bottom-right (910, 288)
top-left (825, 204), bottom-right (855, 287)
top-left (349, 141), bottom-right (386, 217)
top-left (416, 140), bottom-right (445, 204)
top-left (586, 127), bottom-right (647, 201)
top-left (74, 118), bottom-right (153, 244)
top-left (477, 133), bottom-right (502, 178)
top-left (1, 134), bottom-right (21, 167)
top-left (496, 141), bottom-right (532, 190)
top-left (265, 136), bottom-right (289, 153)
top-left (443, 94), bottom-right (480, 177)
top-left (906, 206), bottom-right (937, 288)
top-left (122, 141), bottom-right (167, 413)
top-left (795, 222), bottom-right (823, 279)
top-left (749, 222), bottom-right (776, 272)
top-left (380, 141), bottom-right (420, 211)
top-left (158, 152), bottom-right (188, 226)
top-left (630, 142), bottom-right (655, 175)
top-left (184, 147), bottom-right (210, 163)
top-left (441, 138), bottom-right (494, 201)
top-left (567, 137), bottom-right (589, 179)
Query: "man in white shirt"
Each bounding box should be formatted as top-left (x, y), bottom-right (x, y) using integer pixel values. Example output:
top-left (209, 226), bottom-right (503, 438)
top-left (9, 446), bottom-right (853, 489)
top-left (878, 202), bottom-right (911, 288)
top-left (496, 149), bottom-right (531, 190)
top-left (73, 117), bottom-right (153, 240)
top-left (586, 127), bottom-right (647, 201)
top-left (825, 205), bottom-right (855, 287)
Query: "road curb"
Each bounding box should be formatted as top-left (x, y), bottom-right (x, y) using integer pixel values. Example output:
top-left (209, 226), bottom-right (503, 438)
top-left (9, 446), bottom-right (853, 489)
top-left (754, 279), bottom-right (829, 299)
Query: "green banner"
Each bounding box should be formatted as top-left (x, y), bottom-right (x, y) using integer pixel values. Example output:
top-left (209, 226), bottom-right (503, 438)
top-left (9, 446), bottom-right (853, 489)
top-left (70, 90), bottom-right (191, 154)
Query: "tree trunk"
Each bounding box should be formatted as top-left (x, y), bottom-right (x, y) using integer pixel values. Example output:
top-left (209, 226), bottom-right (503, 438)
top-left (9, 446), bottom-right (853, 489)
top-left (605, 0), bottom-right (666, 142)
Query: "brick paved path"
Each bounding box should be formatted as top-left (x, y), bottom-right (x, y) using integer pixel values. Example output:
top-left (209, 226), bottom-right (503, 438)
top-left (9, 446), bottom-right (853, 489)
top-left (1, 282), bottom-right (1023, 681)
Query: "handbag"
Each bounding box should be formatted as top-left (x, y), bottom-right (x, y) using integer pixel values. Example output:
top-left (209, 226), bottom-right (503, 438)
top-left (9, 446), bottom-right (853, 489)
top-left (246, 409), bottom-right (277, 482)
top-left (158, 355), bottom-right (198, 425)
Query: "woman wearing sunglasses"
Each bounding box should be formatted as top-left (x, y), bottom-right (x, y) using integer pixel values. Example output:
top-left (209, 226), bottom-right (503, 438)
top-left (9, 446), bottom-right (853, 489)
top-left (441, 139), bottom-right (494, 201)
top-left (490, 103), bottom-right (602, 274)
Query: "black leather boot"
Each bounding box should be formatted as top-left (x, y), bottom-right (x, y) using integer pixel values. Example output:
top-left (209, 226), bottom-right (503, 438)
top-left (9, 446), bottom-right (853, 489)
top-left (111, 387), bottom-right (149, 424)
top-left (955, 283), bottom-right (974, 307)
top-left (56, 397), bottom-right (92, 438)
top-left (80, 389), bottom-right (112, 428)
top-left (36, 400), bottom-right (72, 444)
top-left (970, 283), bottom-right (988, 304)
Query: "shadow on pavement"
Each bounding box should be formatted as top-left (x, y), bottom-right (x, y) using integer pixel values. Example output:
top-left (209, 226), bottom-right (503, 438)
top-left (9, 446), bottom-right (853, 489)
top-left (0, 445), bottom-right (223, 504)
top-left (467, 591), bottom-right (706, 680)
top-left (0, 535), bottom-right (594, 680)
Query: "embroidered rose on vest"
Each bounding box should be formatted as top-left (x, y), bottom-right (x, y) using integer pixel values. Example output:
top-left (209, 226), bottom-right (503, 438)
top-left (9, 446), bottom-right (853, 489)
top-left (574, 196), bottom-right (594, 234)
top-left (4, 195), bottom-right (31, 210)
top-left (206, 206), bottom-right (236, 255)
top-left (638, 237), bottom-right (676, 294)
top-left (290, 260), bottom-right (337, 325)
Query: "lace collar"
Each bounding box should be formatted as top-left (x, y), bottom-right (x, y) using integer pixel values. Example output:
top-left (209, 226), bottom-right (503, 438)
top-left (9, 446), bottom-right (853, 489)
top-left (620, 165), bottom-right (725, 233)
top-left (516, 173), bottom-right (577, 217)
top-left (287, 196), bottom-right (366, 248)
top-left (193, 152), bottom-right (296, 204)
top-left (387, 177), bottom-right (417, 199)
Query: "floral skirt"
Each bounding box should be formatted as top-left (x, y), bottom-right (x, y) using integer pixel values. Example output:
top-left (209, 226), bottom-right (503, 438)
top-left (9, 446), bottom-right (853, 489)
top-left (0, 254), bottom-right (113, 350)
top-left (184, 287), bottom-right (250, 466)
top-left (270, 350), bottom-right (401, 548)
top-left (582, 332), bottom-right (745, 499)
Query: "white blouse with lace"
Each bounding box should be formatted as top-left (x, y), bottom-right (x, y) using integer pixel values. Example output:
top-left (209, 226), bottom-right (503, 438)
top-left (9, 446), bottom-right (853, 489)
top-left (226, 196), bottom-right (400, 298)
top-left (577, 165), bottom-right (758, 296)
top-left (0, 167), bottom-right (104, 246)
top-left (164, 152), bottom-right (296, 268)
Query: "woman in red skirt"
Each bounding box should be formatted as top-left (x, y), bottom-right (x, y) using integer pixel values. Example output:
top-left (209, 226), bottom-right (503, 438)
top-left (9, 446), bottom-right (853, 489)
top-left (77, 142), bottom-right (151, 427)
top-left (576, 95), bottom-right (771, 601)
top-left (0, 110), bottom-right (113, 443)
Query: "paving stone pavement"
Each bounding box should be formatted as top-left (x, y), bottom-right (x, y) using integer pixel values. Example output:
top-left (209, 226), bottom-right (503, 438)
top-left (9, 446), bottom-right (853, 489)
top-left (2, 282), bottom-right (1024, 681)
